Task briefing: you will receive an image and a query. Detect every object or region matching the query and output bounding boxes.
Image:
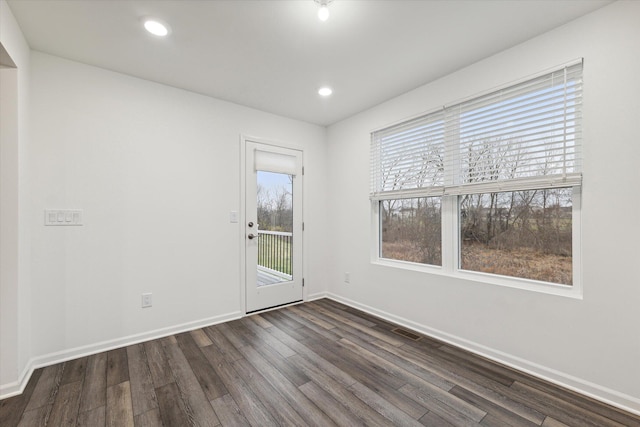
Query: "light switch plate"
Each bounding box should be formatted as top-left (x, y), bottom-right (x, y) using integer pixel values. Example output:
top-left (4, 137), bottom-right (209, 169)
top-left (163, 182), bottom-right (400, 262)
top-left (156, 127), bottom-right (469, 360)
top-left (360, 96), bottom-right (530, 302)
top-left (141, 293), bottom-right (152, 308)
top-left (45, 209), bottom-right (83, 226)
top-left (230, 211), bottom-right (239, 223)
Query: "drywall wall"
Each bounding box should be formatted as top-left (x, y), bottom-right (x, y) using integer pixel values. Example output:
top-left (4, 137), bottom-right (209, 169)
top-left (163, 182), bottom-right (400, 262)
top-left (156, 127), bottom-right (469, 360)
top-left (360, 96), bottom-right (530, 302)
top-left (0, 61), bottom-right (20, 390)
top-left (24, 51), bottom-right (327, 373)
top-left (326, 0), bottom-right (640, 413)
top-left (0, 0), bottom-right (31, 395)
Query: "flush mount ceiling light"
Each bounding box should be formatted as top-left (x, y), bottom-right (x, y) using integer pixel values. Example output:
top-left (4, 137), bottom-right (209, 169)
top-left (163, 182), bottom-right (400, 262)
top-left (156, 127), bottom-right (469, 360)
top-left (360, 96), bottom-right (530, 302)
top-left (318, 87), bottom-right (333, 97)
top-left (314, 0), bottom-right (333, 22)
top-left (142, 18), bottom-right (170, 37)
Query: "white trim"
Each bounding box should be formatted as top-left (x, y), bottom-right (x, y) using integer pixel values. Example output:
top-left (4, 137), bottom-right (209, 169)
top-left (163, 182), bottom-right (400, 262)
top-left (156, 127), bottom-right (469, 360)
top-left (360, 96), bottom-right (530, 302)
top-left (572, 186), bottom-right (583, 297)
top-left (0, 310), bottom-right (241, 400)
top-left (0, 362), bottom-right (33, 400)
top-left (1, 284), bottom-right (324, 399)
top-left (325, 293), bottom-right (640, 416)
top-left (305, 291), bottom-right (328, 302)
top-left (5, 293), bottom-right (638, 416)
top-left (239, 135), bottom-right (248, 317)
top-left (442, 195), bottom-right (456, 272)
top-left (373, 186), bottom-right (582, 298)
top-left (372, 256), bottom-right (582, 299)
top-left (241, 134), bottom-right (304, 152)
top-left (370, 200), bottom-right (380, 263)
top-left (246, 300), bottom-right (304, 316)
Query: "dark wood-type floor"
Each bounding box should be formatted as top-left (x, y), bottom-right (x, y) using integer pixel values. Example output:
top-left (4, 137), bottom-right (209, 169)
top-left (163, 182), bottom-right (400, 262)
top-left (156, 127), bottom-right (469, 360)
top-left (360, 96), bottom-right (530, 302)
top-left (2, 299), bottom-right (639, 426)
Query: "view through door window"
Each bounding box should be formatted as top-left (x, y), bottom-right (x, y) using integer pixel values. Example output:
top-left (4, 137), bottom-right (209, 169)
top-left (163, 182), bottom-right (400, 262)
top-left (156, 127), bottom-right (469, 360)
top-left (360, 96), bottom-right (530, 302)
top-left (256, 171), bottom-right (293, 287)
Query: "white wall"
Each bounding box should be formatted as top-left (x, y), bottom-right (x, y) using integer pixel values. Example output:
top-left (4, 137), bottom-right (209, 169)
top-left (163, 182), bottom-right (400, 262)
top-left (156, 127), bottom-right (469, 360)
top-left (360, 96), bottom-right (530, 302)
top-left (0, 0), bottom-right (31, 395)
top-left (24, 51), bottom-right (327, 370)
top-left (3, 0), bottom-right (639, 415)
top-left (326, 0), bottom-right (640, 413)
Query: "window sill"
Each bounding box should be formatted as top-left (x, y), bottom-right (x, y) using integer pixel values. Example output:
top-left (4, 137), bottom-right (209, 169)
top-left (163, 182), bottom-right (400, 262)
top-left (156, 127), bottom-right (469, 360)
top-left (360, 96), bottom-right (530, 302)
top-left (372, 258), bottom-right (582, 300)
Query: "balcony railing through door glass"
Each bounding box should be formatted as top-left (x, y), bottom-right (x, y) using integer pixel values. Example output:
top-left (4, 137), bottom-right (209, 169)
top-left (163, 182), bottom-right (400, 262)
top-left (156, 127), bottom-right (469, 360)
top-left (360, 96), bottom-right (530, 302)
top-left (257, 230), bottom-right (293, 286)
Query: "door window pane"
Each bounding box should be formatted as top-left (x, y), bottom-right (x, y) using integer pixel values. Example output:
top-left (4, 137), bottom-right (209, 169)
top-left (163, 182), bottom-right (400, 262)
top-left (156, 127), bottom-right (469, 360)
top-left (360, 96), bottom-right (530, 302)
top-left (256, 171), bottom-right (293, 286)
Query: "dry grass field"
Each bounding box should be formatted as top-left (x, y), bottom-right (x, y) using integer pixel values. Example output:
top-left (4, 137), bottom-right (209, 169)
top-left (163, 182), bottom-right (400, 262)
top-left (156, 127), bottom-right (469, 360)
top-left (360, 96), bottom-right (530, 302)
top-left (461, 241), bottom-right (572, 285)
top-left (382, 241), bottom-right (442, 267)
top-left (382, 240), bottom-right (572, 285)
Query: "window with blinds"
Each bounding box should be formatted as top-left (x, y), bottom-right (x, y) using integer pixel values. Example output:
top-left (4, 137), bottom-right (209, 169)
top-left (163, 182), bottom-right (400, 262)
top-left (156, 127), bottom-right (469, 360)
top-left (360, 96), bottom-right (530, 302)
top-left (371, 61), bottom-right (582, 199)
top-left (371, 60), bottom-right (583, 290)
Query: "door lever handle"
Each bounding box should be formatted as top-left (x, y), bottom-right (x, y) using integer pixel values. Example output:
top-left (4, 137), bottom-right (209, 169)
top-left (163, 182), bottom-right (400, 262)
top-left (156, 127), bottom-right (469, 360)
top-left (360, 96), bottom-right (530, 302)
top-left (248, 233), bottom-right (259, 240)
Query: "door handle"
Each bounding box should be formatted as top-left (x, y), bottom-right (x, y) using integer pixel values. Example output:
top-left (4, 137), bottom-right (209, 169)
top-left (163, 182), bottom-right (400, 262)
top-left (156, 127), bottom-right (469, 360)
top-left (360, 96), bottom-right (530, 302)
top-left (248, 233), bottom-right (259, 240)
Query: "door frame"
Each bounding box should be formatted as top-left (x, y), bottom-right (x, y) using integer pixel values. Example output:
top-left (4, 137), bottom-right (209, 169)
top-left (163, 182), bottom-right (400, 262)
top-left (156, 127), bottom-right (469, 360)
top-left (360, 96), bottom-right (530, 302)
top-left (239, 135), bottom-right (305, 315)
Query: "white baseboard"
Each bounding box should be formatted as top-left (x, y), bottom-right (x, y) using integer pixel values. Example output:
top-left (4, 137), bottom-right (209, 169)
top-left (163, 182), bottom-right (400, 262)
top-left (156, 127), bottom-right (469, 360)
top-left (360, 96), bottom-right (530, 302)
top-left (325, 292), bottom-right (640, 416)
top-left (0, 362), bottom-right (33, 400)
top-left (306, 291), bottom-right (328, 302)
top-left (0, 293), bottom-right (330, 400)
top-left (0, 310), bottom-right (242, 400)
top-left (5, 295), bottom-right (639, 417)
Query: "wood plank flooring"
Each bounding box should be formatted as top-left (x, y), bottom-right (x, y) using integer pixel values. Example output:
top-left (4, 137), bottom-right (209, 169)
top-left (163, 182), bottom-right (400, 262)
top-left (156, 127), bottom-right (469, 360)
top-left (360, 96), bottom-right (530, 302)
top-left (1, 299), bottom-right (639, 426)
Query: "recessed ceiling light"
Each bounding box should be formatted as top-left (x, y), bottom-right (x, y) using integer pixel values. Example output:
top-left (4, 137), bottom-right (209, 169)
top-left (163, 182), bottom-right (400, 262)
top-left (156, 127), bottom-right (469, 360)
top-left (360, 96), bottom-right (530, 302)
top-left (315, 0), bottom-right (332, 22)
top-left (318, 5), bottom-right (330, 22)
top-left (143, 18), bottom-right (170, 37)
top-left (318, 87), bottom-right (333, 97)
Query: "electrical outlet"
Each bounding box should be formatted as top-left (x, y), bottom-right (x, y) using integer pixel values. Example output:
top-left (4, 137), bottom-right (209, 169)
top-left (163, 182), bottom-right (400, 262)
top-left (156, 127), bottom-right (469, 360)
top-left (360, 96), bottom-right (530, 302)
top-left (142, 293), bottom-right (152, 308)
top-left (344, 272), bottom-right (350, 283)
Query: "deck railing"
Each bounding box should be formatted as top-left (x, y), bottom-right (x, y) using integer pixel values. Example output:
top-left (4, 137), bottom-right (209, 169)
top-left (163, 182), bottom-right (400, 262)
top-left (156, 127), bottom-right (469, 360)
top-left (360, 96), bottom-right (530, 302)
top-left (257, 230), bottom-right (292, 276)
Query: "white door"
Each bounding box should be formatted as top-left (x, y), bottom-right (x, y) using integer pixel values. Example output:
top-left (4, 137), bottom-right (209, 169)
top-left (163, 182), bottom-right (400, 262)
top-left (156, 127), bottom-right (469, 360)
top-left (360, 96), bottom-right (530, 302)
top-left (245, 140), bottom-right (303, 313)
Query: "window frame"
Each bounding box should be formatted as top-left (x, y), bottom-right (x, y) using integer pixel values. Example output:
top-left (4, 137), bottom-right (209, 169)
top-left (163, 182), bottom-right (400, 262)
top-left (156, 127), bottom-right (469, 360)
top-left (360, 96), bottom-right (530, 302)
top-left (370, 61), bottom-right (583, 298)
top-left (372, 189), bottom-right (582, 298)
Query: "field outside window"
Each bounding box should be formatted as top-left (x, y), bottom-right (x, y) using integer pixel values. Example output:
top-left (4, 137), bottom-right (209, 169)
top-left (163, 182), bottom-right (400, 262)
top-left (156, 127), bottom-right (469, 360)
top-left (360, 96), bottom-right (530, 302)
top-left (459, 188), bottom-right (572, 285)
top-left (380, 197), bottom-right (442, 266)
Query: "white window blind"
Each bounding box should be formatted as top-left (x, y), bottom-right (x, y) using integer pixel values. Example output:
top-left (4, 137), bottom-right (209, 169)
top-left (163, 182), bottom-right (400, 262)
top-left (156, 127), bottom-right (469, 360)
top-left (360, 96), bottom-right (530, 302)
top-left (254, 149), bottom-right (297, 175)
top-left (371, 61), bottom-right (582, 199)
top-left (370, 111), bottom-right (445, 200)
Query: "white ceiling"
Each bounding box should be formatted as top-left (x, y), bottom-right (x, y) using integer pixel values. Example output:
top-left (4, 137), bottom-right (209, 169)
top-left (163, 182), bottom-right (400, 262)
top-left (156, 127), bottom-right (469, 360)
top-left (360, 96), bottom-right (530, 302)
top-left (7, 0), bottom-right (611, 126)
